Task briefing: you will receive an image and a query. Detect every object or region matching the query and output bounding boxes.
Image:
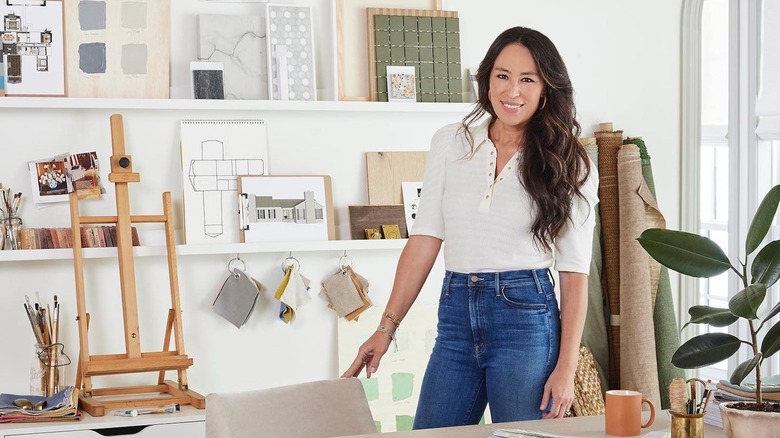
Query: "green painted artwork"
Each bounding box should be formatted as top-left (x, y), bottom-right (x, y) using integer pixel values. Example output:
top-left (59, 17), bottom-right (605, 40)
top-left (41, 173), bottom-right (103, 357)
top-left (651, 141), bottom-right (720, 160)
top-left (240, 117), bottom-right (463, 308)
top-left (391, 372), bottom-right (414, 401)
top-left (360, 377), bottom-right (380, 402)
top-left (396, 415), bottom-right (414, 431)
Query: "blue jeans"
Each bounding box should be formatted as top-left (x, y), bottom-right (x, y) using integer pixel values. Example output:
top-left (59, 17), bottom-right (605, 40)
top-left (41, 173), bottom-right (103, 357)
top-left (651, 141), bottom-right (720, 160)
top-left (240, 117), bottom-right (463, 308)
top-left (413, 269), bottom-right (561, 429)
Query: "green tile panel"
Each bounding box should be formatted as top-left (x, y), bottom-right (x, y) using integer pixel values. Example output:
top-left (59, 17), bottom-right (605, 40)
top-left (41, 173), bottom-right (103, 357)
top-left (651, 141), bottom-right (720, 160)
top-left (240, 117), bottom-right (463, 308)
top-left (372, 14), bottom-right (462, 102)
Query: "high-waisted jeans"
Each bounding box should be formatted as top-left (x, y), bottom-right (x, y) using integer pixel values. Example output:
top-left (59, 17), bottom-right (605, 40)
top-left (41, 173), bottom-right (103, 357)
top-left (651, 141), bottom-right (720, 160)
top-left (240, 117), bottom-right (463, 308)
top-left (413, 269), bottom-right (561, 429)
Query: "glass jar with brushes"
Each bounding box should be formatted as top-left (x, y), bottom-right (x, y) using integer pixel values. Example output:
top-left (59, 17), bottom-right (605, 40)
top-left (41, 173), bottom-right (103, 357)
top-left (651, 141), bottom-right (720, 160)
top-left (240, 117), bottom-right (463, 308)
top-left (1, 189), bottom-right (23, 250)
top-left (3, 215), bottom-right (23, 250)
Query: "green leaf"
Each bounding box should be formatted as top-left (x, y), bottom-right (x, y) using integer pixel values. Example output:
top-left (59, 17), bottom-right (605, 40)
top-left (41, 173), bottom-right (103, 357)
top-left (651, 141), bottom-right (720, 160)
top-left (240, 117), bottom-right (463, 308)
top-left (637, 229), bottom-right (731, 278)
top-left (746, 185), bottom-right (780, 255)
top-left (729, 354), bottom-right (763, 386)
top-left (763, 302), bottom-right (780, 324)
top-left (760, 322), bottom-right (780, 359)
top-left (729, 284), bottom-right (767, 320)
top-left (751, 240), bottom-right (780, 287)
top-left (681, 305), bottom-right (738, 330)
top-left (671, 333), bottom-right (742, 369)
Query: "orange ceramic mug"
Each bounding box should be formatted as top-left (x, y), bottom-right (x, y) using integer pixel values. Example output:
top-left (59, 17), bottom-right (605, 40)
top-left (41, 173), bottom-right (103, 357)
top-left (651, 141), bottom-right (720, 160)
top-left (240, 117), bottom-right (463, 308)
top-left (605, 390), bottom-right (655, 436)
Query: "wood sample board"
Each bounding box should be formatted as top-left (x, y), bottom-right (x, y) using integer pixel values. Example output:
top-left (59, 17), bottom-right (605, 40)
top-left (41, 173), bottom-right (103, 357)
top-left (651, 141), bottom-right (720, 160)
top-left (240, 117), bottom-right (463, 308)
top-left (366, 151), bottom-right (427, 205)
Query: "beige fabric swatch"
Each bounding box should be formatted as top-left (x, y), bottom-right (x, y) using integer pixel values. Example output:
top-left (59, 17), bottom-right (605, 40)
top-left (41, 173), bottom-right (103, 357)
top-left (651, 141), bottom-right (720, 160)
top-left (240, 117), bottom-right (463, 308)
top-left (617, 144), bottom-right (661, 409)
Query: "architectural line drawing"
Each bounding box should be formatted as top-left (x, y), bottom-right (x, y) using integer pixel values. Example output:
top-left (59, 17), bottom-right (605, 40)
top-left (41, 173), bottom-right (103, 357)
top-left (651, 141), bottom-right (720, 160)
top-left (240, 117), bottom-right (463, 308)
top-left (242, 190), bottom-right (324, 228)
top-left (188, 139), bottom-right (265, 237)
top-left (1, 12), bottom-right (53, 84)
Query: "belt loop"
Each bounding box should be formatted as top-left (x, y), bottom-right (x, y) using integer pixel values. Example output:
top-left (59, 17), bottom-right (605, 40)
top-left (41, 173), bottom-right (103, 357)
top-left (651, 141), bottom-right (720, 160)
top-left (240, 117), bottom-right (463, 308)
top-left (532, 269), bottom-right (543, 294)
top-left (443, 271), bottom-right (452, 290)
top-left (547, 268), bottom-right (556, 288)
top-left (494, 271), bottom-right (501, 296)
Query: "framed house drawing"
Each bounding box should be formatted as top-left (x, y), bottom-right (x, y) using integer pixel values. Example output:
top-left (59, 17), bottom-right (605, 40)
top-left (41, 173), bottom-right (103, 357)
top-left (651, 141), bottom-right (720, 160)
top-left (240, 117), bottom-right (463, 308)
top-left (180, 120), bottom-right (269, 244)
top-left (0, 0), bottom-right (65, 96)
top-left (238, 175), bottom-right (335, 243)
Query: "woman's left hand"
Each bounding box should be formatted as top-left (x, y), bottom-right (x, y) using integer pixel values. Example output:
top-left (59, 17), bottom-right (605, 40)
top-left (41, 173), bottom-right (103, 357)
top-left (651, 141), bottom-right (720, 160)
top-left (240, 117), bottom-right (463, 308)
top-left (539, 367), bottom-right (575, 419)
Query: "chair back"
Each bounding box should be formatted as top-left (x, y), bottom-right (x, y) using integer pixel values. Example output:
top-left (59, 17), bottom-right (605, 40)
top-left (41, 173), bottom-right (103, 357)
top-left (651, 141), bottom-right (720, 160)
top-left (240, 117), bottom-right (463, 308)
top-left (206, 378), bottom-right (376, 438)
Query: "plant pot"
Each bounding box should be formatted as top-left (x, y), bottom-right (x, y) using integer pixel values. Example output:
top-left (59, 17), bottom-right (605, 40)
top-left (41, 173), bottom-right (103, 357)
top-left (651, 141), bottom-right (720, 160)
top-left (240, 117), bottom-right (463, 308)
top-left (719, 401), bottom-right (780, 438)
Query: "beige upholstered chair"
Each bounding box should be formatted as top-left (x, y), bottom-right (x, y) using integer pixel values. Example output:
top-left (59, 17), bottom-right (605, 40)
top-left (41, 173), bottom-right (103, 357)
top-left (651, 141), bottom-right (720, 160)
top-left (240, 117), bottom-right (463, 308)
top-left (205, 378), bottom-right (377, 438)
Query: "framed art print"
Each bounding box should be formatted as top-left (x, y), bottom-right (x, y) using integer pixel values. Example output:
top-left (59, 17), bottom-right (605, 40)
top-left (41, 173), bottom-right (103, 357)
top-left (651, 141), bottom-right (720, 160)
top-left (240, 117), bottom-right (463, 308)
top-left (238, 175), bottom-right (335, 242)
top-left (0, 0), bottom-right (65, 96)
top-left (265, 4), bottom-right (315, 100)
top-left (386, 65), bottom-right (417, 102)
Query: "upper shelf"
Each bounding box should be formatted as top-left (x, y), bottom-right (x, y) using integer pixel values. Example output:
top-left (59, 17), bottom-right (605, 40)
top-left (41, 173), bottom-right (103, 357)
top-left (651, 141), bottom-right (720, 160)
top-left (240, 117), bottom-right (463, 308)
top-left (0, 97), bottom-right (474, 113)
top-left (0, 239), bottom-right (407, 262)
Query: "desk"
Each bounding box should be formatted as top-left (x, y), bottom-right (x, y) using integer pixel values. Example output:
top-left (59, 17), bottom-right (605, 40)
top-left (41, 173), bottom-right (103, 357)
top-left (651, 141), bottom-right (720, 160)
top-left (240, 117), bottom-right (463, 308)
top-left (0, 406), bottom-right (205, 438)
top-left (342, 411), bottom-right (725, 437)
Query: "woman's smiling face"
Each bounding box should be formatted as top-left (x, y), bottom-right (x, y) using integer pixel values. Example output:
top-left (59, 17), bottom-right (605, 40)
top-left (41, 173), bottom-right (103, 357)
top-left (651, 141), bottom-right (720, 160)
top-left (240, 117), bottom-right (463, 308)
top-left (488, 43), bottom-right (545, 129)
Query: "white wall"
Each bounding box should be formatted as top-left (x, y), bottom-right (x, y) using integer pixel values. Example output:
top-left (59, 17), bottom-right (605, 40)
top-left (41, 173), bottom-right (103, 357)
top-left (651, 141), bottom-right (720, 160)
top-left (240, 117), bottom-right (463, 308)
top-left (0, 0), bottom-right (683, 396)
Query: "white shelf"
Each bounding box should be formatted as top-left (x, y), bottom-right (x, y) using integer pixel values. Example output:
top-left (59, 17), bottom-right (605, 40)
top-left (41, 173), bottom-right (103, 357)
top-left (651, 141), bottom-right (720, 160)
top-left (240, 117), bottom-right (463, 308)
top-left (0, 239), bottom-right (407, 262)
top-left (0, 97), bottom-right (474, 112)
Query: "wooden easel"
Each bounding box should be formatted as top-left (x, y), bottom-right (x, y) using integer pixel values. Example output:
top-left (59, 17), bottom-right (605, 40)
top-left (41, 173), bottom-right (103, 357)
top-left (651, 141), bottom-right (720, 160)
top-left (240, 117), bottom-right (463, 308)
top-left (70, 114), bottom-right (205, 417)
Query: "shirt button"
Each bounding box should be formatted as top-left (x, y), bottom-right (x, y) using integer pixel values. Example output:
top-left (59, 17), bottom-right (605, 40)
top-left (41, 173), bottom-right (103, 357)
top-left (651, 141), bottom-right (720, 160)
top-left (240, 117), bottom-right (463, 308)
top-left (489, 172), bottom-right (493, 176)
top-left (490, 151), bottom-right (494, 155)
top-left (485, 195), bottom-right (489, 199)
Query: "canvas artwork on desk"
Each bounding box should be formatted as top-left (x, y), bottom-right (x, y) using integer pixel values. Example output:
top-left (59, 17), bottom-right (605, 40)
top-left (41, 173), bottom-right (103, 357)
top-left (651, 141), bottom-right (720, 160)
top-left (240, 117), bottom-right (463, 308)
top-left (238, 175), bottom-right (335, 242)
top-left (338, 304), bottom-right (438, 432)
top-left (180, 120), bottom-right (268, 244)
top-left (198, 14), bottom-right (268, 100)
top-left (0, 0), bottom-right (65, 96)
top-left (63, 0), bottom-right (170, 98)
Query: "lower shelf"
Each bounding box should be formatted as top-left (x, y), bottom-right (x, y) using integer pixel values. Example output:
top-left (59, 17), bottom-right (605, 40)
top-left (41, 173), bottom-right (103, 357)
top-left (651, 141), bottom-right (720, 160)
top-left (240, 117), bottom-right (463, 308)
top-left (0, 239), bottom-right (407, 262)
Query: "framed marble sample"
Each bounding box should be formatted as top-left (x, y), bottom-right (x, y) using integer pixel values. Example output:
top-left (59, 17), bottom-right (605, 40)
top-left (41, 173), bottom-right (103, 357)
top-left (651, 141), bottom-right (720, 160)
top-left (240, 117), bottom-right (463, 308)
top-left (198, 14), bottom-right (267, 100)
top-left (64, 0), bottom-right (170, 98)
top-left (0, 0), bottom-right (65, 96)
top-left (265, 4), bottom-right (315, 100)
top-left (190, 61), bottom-right (224, 99)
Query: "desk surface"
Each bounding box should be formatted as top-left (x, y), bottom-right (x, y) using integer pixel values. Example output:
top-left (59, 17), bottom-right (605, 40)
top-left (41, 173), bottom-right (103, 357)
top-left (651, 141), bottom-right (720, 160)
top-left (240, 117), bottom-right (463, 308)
top-left (342, 411), bottom-right (724, 438)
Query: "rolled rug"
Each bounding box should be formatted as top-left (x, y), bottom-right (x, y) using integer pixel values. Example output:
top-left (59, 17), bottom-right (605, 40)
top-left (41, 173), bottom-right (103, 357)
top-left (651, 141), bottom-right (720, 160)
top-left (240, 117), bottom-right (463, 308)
top-left (595, 123), bottom-right (623, 390)
top-left (580, 137), bottom-right (610, 396)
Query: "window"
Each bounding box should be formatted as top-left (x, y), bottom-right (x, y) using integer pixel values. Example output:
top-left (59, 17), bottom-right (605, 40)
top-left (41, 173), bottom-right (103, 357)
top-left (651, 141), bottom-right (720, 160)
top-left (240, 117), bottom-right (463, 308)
top-left (687, 0), bottom-right (780, 382)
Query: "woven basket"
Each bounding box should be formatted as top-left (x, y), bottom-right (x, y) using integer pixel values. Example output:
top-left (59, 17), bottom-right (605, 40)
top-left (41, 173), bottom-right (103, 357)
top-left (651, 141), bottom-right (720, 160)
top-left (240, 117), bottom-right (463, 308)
top-left (571, 345), bottom-right (606, 416)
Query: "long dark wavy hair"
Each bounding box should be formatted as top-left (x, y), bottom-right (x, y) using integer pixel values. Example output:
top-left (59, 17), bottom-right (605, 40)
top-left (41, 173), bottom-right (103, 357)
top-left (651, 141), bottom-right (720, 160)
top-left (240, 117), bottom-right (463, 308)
top-left (462, 26), bottom-right (591, 251)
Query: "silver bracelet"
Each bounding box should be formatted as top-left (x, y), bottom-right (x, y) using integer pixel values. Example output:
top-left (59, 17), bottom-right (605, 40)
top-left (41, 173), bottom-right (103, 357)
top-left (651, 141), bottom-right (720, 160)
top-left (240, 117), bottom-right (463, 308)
top-left (376, 324), bottom-right (398, 353)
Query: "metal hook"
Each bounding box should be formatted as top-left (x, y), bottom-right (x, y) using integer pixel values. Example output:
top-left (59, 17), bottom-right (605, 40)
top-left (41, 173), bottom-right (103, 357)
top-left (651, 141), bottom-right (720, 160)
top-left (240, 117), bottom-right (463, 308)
top-left (281, 253), bottom-right (300, 274)
top-left (228, 256), bottom-right (247, 278)
top-left (339, 251), bottom-right (353, 274)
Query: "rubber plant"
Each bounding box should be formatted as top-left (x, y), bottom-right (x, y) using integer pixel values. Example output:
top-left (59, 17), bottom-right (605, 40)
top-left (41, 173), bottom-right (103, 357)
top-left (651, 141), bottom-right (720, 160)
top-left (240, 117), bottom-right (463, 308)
top-left (637, 184), bottom-right (780, 405)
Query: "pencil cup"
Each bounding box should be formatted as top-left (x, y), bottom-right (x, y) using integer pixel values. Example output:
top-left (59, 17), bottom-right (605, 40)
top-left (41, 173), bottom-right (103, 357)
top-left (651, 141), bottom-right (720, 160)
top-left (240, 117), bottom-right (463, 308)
top-left (3, 216), bottom-right (22, 250)
top-left (30, 343), bottom-right (70, 397)
top-left (670, 411), bottom-right (705, 438)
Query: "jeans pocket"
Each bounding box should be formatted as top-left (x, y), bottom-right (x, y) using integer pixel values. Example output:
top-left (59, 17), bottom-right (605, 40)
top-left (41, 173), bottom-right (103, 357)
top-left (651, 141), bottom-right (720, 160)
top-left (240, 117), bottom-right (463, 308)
top-left (498, 284), bottom-right (547, 309)
top-left (439, 281), bottom-right (450, 302)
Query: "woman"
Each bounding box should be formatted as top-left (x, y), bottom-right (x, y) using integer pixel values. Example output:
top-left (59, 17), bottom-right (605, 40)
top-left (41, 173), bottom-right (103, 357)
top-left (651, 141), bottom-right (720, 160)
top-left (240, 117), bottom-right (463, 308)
top-left (342, 26), bottom-right (598, 428)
